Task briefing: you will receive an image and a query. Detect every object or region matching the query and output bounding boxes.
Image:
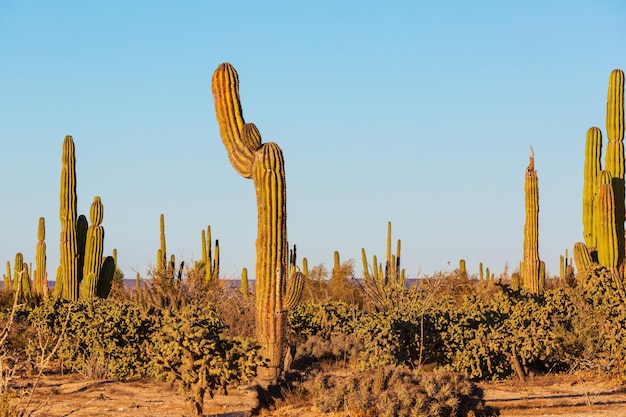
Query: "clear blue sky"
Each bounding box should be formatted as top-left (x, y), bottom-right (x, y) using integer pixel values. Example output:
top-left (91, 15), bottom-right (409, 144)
top-left (1, 1), bottom-right (625, 281)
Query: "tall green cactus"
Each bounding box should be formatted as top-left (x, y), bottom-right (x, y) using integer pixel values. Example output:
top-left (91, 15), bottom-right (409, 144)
top-left (605, 69), bottom-right (625, 274)
top-left (583, 127), bottom-right (602, 251)
top-left (523, 148), bottom-right (541, 294)
top-left (361, 222), bottom-right (405, 310)
top-left (3, 262), bottom-right (11, 291)
top-left (59, 135), bottom-right (79, 301)
top-left (157, 213), bottom-right (167, 276)
top-left (573, 241), bottom-right (594, 274)
top-left (34, 217), bottom-right (48, 298)
top-left (240, 267), bottom-right (249, 299)
top-left (81, 196), bottom-right (105, 298)
top-left (201, 226), bottom-right (219, 284)
top-left (595, 182), bottom-right (619, 275)
top-left (212, 62), bottom-right (304, 380)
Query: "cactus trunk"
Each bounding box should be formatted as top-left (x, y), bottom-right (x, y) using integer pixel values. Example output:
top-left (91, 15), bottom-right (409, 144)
top-left (604, 69), bottom-right (625, 276)
top-left (59, 135), bottom-right (79, 301)
top-left (34, 217), bottom-right (48, 298)
top-left (523, 148), bottom-right (541, 294)
top-left (583, 127), bottom-right (602, 251)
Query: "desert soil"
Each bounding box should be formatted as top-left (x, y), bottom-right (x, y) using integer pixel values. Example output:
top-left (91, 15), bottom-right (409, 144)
top-left (8, 372), bottom-right (626, 416)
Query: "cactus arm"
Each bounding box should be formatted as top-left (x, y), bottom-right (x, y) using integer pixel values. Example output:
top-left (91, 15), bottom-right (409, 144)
top-left (595, 183), bottom-right (619, 272)
top-left (283, 271), bottom-right (305, 311)
top-left (573, 242), bottom-right (593, 274)
top-left (211, 63), bottom-right (260, 178)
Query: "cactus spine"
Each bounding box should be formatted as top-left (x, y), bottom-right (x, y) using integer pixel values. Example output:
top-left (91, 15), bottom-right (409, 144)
top-left (523, 148), bottom-right (541, 294)
top-left (33, 217), bottom-right (48, 298)
top-left (212, 63), bottom-right (304, 380)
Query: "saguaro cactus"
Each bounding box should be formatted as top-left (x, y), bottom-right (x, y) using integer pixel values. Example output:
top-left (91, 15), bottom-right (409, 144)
top-left (212, 63), bottom-right (304, 380)
top-left (523, 148), bottom-right (541, 294)
top-left (34, 217), bottom-right (48, 298)
top-left (59, 135), bottom-right (79, 301)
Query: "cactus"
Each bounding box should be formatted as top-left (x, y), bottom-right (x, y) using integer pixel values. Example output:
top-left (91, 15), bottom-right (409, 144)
top-left (459, 259), bottom-right (467, 280)
top-left (511, 272), bottom-right (520, 291)
top-left (583, 127), bottom-right (603, 251)
top-left (34, 217), bottom-right (48, 298)
top-left (3, 262), bottom-right (11, 291)
top-left (523, 147), bottom-right (541, 294)
top-left (331, 250), bottom-right (340, 280)
top-left (240, 268), bottom-right (249, 299)
top-left (157, 213), bottom-right (167, 276)
top-left (80, 197), bottom-right (105, 298)
top-left (361, 222), bottom-right (406, 309)
top-left (595, 183), bottom-right (619, 274)
top-left (573, 242), bottom-right (593, 274)
top-left (201, 226), bottom-right (219, 284)
top-left (479, 262), bottom-right (484, 281)
top-left (605, 69), bottom-right (625, 275)
top-left (212, 63), bottom-right (304, 380)
top-left (97, 256), bottom-right (115, 298)
top-left (59, 135), bottom-right (80, 301)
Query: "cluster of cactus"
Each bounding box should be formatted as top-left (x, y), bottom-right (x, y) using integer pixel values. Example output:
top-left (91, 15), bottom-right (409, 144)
top-left (360, 221), bottom-right (406, 309)
top-left (576, 69), bottom-right (625, 279)
top-left (54, 136), bottom-right (115, 300)
top-left (212, 62), bottom-right (305, 380)
top-left (200, 225), bottom-right (219, 284)
top-left (3, 253), bottom-right (32, 302)
top-left (156, 213), bottom-right (183, 282)
top-left (521, 147), bottom-right (543, 294)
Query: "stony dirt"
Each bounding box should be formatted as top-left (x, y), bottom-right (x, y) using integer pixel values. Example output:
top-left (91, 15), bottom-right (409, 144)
top-left (8, 372), bottom-right (626, 416)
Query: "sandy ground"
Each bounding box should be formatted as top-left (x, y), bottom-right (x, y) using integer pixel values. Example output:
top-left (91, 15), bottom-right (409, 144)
top-left (8, 373), bottom-right (626, 416)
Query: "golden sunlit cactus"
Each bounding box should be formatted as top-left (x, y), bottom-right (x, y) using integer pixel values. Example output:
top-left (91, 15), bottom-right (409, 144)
top-left (34, 217), bottom-right (48, 298)
top-left (81, 196), bottom-right (105, 298)
top-left (212, 62), bottom-right (304, 381)
top-left (200, 226), bottom-right (220, 284)
top-left (573, 242), bottom-right (593, 274)
top-left (595, 183), bottom-right (619, 275)
top-left (605, 69), bottom-right (625, 275)
top-left (583, 127), bottom-right (602, 251)
top-left (59, 135), bottom-right (79, 301)
top-left (523, 147), bottom-right (541, 294)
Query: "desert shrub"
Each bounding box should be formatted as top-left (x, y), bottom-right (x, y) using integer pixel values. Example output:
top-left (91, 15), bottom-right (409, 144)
top-left (432, 284), bottom-right (576, 380)
top-left (214, 288), bottom-right (256, 339)
top-left (310, 365), bottom-right (480, 417)
top-left (289, 301), bottom-right (363, 370)
top-left (149, 301), bottom-right (265, 416)
top-left (562, 265), bottom-right (626, 375)
top-left (28, 297), bottom-right (153, 380)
